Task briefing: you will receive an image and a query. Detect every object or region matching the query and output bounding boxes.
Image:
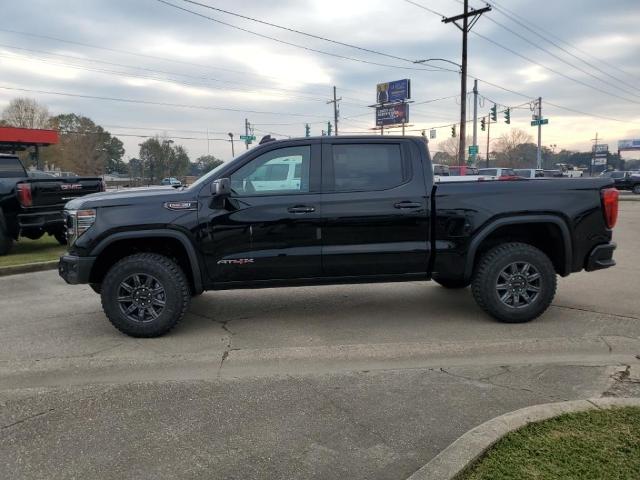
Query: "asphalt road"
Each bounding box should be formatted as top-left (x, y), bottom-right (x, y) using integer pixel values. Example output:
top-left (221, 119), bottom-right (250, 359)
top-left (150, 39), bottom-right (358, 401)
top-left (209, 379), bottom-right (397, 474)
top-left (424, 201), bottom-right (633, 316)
top-left (1, 202), bottom-right (639, 480)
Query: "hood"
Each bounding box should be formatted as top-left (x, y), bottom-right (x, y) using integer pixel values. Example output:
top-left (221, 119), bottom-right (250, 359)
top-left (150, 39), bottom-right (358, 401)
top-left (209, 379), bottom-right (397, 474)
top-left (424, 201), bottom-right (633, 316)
top-left (65, 185), bottom-right (191, 209)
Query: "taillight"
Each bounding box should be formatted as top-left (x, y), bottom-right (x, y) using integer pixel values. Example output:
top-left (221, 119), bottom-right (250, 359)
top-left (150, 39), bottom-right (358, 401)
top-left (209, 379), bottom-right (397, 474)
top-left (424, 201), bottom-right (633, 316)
top-left (601, 188), bottom-right (619, 229)
top-left (16, 183), bottom-right (33, 207)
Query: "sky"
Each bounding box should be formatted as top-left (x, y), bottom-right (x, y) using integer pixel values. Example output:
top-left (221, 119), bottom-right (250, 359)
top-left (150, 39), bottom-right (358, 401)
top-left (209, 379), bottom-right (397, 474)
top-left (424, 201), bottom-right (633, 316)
top-left (0, 0), bottom-right (639, 163)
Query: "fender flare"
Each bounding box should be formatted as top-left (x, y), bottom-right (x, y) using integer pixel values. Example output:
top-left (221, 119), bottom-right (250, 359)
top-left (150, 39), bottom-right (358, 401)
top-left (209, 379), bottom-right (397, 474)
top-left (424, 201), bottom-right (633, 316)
top-left (464, 215), bottom-right (572, 280)
top-left (91, 229), bottom-right (204, 293)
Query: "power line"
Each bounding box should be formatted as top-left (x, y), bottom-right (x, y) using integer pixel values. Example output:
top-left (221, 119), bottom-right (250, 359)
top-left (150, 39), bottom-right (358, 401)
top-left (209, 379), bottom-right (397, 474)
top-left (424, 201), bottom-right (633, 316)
top-left (0, 85), bottom-right (329, 118)
top-left (155, 0), bottom-right (459, 73)
top-left (488, 0), bottom-right (640, 85)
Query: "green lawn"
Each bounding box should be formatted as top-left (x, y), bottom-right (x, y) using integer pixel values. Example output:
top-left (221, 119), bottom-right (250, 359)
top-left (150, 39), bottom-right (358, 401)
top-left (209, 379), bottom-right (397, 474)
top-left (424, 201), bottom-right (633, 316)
top-left (0, 235), bottom-right (66, 268)
top-left (460, 407), bottom-right (640, 480)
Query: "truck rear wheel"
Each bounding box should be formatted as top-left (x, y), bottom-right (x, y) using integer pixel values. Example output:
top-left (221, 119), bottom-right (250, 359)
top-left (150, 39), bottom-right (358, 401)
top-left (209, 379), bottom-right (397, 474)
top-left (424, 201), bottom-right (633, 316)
top-left (53, 230), bottom-right (67, 246)
top-left (0, 227), bottom-right (12, 256)
top-left (633, 184), bottom-right (640, 195)
top-left (432, 275), bottom-right (470, 289)
top-left (101, 253), bottom-right (190, 337)
top-left (471, 242), bottom-right (556, 323)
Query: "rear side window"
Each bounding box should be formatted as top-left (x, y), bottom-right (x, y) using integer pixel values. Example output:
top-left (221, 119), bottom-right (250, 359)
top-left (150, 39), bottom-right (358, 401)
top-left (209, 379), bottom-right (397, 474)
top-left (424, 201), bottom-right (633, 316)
top-left (331, 144), bottom-right (408, 192)
top-left (0, 156), bottom-right (26, 178)
top-left (479, 169), bottom-right (497, 176)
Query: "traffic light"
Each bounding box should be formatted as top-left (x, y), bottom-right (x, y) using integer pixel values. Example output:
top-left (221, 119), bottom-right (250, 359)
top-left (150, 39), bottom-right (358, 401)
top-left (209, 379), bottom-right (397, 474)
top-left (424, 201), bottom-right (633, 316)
top-left (490, 104), bottom-right (497, 122)
top-left (327, 122), bottom-right (332, 136)
top-left (305, 123), bottom-right (310, 137)
top-left (451, 124), bottom-right (456, 137)
top-left (504, 108), bottom-right (511, 124)
top-left (480, 117), bottom-right (486, 131)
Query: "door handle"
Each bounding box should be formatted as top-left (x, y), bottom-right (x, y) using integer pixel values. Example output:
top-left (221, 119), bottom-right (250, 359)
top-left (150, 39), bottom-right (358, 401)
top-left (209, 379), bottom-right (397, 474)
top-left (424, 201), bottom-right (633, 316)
top-left (288, 205), bottom-right (316, 214)
top-left (394, 201), bottom-right (422, 209)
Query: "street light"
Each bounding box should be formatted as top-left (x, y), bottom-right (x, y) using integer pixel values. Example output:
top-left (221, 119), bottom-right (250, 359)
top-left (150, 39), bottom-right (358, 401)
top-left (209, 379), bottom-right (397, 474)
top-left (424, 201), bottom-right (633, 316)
top-left (228, 132), bottom-right (235, 158)
top-left (414, 58), bottom-right (462, 72)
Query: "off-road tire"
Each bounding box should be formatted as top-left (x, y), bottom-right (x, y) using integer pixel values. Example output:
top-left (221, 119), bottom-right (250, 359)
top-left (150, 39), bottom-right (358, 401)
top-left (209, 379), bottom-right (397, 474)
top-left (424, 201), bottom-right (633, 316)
top-left (101, 253), bottom-right (190, 337)
top-left (0, 227), bottom-right (12, 256)
top-left (432, 275), bottom-right (470, 289)
top-left (53, 230), bottom-right (67, 246)
top-left (471, 242), bottom-right (556, 323)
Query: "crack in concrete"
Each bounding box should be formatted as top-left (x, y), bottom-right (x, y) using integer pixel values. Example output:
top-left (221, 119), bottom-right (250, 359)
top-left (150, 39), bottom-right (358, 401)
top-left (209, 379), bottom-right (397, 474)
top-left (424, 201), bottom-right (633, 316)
top-left (601, 337), bottom-right (613, 353)
top-left (552, 304), bottom-right (640, 321)
top-left (2, 408), bottom-right (54, 430)
top-left (438, 367), bottom-right (535, 394)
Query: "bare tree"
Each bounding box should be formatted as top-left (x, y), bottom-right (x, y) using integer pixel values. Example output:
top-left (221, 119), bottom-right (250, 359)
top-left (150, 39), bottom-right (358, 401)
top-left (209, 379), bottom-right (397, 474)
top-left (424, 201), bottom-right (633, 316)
top-left (436, 135), bottom-right (473, 164)
top-left (495, 129), bottom-right (534, 167)
top-left (1, 97), bottom-right (50, 129)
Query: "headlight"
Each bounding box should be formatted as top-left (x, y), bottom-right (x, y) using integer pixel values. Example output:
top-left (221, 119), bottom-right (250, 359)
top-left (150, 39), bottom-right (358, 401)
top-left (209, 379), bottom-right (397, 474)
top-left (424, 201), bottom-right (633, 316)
top-left (65, 209), bottom-right (96, 245)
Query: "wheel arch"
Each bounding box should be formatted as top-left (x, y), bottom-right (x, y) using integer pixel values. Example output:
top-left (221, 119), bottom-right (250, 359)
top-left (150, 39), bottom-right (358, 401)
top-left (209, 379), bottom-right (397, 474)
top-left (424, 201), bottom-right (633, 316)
top-left (89, 229), bottom-right (203, 294)
top-left (464, 215), bottom-right (572, 281)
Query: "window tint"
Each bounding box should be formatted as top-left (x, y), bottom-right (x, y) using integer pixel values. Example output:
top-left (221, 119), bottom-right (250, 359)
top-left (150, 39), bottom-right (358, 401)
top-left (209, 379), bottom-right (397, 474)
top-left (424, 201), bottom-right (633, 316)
top-left (479, 169), bottom-right (497, 176)
top-left (332, 144), bottom-right (407, 191)
top-left (611, 172), bottom-right (625, 179)
top-left (0, 156), bottom-right (26, 178)
top-left (502, 169), bottom-right (516, 176)
top-left (230, 145), bottom-right (310, 195)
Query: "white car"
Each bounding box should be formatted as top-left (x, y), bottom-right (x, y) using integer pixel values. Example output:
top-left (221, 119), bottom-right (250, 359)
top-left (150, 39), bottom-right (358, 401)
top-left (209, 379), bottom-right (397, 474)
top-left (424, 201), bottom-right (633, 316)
top-left (514, 169), bottom-right (545, 179)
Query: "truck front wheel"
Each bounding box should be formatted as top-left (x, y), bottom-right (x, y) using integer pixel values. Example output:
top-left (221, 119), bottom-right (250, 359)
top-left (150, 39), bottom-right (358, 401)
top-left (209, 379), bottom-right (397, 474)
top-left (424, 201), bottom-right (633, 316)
top-left (471, 242), bottom-right (556, 323)
top-left (101, 253), bottom-right (190, 337)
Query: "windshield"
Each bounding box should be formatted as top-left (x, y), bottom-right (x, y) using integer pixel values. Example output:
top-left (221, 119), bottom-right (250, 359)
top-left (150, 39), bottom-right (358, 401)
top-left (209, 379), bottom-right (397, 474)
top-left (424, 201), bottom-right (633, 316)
top-left (187, 161), bottom-right (229, 190)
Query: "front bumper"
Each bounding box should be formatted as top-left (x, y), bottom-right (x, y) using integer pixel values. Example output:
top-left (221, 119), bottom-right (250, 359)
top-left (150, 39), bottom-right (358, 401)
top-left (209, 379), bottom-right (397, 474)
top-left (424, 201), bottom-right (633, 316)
top-left (585, 242), bottom-right (616, 272)
top-left (58, 254), bottom-right (96, 284)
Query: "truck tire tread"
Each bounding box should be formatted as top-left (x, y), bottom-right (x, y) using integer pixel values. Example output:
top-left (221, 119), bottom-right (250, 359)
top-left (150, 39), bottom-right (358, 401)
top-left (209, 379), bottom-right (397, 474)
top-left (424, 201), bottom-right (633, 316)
top-left (101, 253), bottom-right (190, 337)
top-left (471, 242), bottom-right (557, 323)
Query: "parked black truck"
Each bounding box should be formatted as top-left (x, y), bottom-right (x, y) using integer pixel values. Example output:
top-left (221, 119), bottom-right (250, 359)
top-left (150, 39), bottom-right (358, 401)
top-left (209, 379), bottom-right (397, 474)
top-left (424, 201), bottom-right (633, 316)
top-left (59, 136), bottom-right (618, 337)
top-left (0, 154), bottom-right (104, 255)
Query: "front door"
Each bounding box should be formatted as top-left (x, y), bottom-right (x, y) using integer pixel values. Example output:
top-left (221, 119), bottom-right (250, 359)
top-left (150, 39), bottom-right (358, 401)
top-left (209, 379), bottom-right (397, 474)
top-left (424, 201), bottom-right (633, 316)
top-left (201, 142), bottom-right (322, 284)
top-left (320, 139), bottom-right (430, 277)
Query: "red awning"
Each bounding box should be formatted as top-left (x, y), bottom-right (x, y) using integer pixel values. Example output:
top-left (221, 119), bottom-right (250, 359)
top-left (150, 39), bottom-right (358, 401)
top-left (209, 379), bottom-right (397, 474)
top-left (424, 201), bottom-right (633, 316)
top-left (0, 126), bottom-right (59, 146)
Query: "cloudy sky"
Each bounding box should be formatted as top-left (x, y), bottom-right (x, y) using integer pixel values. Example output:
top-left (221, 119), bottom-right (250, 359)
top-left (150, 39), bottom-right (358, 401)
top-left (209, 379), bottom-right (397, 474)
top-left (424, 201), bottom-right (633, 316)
top-left (1, 0), bottom-right (639, 161)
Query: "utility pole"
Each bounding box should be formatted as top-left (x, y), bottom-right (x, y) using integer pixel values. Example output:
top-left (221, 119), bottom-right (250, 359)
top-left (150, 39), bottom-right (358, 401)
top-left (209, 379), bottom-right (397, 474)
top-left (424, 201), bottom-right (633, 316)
top-left (327, 86), bottom-right (341, 136)
top-left (442, 0), bottom-right (491, 166)
top-left (590, 132), bottom-right (599, 177)
top-left (472, 79), bottom-right (478, 166)
top-left (536, 97), bottom-right (542, 169)
top-left (228, 132), bottom-right (235, 158)
top-left (485, 116), bottom-right (491, 168)
top-left (244, 118), bottom-right (250, 150)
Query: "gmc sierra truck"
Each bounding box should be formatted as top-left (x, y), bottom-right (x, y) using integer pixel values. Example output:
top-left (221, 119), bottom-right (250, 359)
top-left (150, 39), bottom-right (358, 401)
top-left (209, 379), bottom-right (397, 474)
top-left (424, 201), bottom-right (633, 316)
top-left (0, 154), bottom-right (104, 255)
top-left (58, 136), bottom-right (618, 337)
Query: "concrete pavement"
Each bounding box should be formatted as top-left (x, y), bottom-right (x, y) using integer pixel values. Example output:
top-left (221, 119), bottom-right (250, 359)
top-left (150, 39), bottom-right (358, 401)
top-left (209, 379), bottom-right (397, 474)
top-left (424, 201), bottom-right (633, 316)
top-left (1, 202), bottom-right (639, 479)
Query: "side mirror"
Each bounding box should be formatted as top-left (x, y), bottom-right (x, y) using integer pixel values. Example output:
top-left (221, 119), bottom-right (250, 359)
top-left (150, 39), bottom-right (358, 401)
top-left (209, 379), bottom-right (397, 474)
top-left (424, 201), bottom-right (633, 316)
top-left (212, 178), bottom-right (231, 197)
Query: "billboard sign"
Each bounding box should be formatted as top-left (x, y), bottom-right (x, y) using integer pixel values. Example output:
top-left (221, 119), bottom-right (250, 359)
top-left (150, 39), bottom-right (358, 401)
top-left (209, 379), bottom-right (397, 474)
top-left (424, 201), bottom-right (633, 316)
top-left (376, 103), bottom-right (409, 126)
top-left (430, 129), bottom-right (436, 139)
top-left (618, 139), bottom-right (640, 151)
top-left (376, 79), bottom-right (411, 104)
top-left (592, 158), bottom-right (606, 166)
top-left (594, 144), bottom-right (608, 157)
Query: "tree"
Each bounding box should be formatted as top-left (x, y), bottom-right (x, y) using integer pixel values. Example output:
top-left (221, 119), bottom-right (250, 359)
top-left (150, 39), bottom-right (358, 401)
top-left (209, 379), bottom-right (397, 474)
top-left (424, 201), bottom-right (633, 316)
top-left (41, 114), bottom-right (125, 175)
top-left (191, 154), bottom-right (223, 176)
top-left (494, 129), bottom-right (534, 167)
top-left (436, 136), bottom-right (473, 165)
top-left (1, 98), bottom-right (50, 129)
top-left (139, 137), bottom-right (190, 183)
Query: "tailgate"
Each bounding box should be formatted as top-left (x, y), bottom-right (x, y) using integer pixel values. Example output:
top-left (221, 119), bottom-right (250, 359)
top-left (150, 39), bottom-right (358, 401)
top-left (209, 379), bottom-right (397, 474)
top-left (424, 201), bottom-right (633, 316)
top-left (23, 177), bottom-right (103, 207)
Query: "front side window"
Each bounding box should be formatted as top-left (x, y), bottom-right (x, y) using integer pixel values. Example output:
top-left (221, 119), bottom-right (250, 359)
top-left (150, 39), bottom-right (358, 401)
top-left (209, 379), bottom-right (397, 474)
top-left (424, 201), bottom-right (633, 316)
top-left (332, 144), bottom-right (407, 192)
top-left (479, 169), bottom-right (498, 176)
top-left (230, 146), bottom-right (310, 195)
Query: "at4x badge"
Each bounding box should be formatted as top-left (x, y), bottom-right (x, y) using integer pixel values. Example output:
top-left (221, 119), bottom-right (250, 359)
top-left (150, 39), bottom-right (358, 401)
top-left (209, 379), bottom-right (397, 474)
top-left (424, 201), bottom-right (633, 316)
top-left (217, 258), bottom-right (255, 265)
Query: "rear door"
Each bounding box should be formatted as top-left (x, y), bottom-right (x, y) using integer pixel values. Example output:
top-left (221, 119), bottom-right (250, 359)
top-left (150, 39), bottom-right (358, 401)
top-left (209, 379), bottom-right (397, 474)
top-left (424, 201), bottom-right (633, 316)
top-left (320, 138), bottom-right (429, 277)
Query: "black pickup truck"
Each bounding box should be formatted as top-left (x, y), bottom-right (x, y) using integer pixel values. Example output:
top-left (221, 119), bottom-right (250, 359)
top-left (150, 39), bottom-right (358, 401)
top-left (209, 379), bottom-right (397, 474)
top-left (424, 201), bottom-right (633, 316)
top-left (59, 136), bottom-right (618, 337)
top-left (0, 154), bottom-right (104, 254)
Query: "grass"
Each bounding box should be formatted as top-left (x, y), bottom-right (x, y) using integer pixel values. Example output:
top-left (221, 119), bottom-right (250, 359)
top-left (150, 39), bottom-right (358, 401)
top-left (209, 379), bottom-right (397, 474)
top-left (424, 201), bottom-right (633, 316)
top-left (0, 235), bottom-right (66, 268)
top-left (459, 407), bottom-right (640, 480)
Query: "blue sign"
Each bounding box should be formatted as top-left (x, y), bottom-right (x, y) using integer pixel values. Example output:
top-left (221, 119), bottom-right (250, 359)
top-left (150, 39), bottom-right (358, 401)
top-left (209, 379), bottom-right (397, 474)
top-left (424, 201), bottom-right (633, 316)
top-left (376, 79), bottom-right (411, 104)
top-left (376, 103), bottom-right (409, 126)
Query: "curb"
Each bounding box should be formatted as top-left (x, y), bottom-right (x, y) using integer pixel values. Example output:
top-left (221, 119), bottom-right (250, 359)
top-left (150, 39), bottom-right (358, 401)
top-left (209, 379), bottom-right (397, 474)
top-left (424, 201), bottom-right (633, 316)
top-left (620, 195), bottom-right (640, 202)
top-left (406, 397), bottom-right (640, 480)
top-left (0, 260), bottom-right (58, 277)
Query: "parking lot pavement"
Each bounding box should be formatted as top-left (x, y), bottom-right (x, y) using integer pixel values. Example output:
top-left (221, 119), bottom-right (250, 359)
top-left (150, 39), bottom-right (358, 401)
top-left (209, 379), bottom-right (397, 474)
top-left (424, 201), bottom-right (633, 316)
top-left (1, 201), bottom-right (639, 480)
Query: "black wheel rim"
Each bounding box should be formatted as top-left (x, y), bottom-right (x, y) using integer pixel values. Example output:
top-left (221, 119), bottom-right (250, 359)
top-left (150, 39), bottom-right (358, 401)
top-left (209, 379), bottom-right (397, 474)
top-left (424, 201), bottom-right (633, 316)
top-left (495, 262), bottom-right (541, 309)
top-left (117, 273), bottom-right (166, 323)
